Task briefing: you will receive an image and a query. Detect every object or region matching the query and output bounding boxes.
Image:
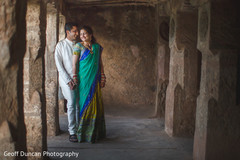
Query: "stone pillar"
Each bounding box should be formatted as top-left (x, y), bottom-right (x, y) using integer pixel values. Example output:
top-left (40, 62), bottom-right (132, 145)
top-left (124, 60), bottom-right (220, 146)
top-left (154, 3), bottom-right (170, 118)
top-left (24, 0), bottom-right (47, 159)
top-left (59, 13), bottom-right (66, 41)
top-left (193, 1), bottom-right (240, 159)
top-left (0, 1), bottom-right (27, 159)
top-left (154, 39), bottom-right (170, 118)
top-left (45, 2), bottom-right (60, 136)
top-left (165, 9), bottom-right (200, 137)
top-left (58, 13), bottom-right (66, 115)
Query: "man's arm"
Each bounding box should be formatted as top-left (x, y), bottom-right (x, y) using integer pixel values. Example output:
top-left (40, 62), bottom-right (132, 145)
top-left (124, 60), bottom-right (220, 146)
top-left (54, 43), bottom-right (72, 85)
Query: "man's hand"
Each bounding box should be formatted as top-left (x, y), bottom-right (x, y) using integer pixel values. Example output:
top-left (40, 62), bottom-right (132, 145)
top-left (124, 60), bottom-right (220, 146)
top-left (73, 78), bottom-right (78, 85)
top-left (68, 80), bottom-right (76, 90)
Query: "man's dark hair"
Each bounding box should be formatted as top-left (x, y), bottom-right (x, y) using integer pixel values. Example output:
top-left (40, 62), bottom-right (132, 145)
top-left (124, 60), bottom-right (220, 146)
top-left (65, 22), bottom-right (78, 37)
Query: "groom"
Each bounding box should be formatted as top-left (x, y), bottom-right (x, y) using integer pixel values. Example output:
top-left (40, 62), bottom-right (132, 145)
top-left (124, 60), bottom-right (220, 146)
top-left (55, 22), bottom-right (79, 142)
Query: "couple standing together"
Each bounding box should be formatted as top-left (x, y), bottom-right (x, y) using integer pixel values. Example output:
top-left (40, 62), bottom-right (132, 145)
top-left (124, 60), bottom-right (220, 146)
top-left (55, 22), bottom-right (106, 143)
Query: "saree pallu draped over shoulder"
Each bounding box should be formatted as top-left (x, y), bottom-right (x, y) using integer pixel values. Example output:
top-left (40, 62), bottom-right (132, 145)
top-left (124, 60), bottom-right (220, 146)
top-left (74, 42), bottom-right (106, 143)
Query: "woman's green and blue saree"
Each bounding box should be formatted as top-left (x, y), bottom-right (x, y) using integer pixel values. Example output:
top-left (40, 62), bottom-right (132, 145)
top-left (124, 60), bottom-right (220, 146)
top-left (73, 42), bottom-right (106, 143)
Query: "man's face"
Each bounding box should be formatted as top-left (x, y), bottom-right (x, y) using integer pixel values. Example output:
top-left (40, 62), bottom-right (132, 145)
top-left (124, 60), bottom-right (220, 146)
top-left (67, 26), bottom-right (79, 41)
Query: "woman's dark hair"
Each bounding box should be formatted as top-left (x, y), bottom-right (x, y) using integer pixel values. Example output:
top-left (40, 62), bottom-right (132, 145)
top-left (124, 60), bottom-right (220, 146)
top-left (65, 22), bottom-right (78, 37)
top-left (80, 25), bottom-right (96, 43)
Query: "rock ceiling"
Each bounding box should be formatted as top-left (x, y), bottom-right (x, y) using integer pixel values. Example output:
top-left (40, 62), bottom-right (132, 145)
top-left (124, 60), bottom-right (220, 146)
top-left (64, 0), bottom-right (168, 8)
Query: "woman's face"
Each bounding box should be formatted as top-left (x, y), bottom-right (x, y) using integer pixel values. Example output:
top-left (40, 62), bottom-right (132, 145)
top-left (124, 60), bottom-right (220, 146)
top-left (80, 29), bottom-right (92, 42)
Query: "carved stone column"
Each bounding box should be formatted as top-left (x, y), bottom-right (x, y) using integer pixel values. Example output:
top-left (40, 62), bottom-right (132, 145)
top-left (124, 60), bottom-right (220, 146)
top-left (45, 2), bottom-right (60, 136)
top-left (58, 13), bottom-right (66, 41)
top-left (154, 3), bottom-right (170, 118)
top-left (193, 1), bottom-right (240, 159)
top-left (165, 7), bottom-right (200, 137)
top-left (0, 0), bottom-right (27, 159)
top-left (24, 0), bottom-right (47, 159)
top-left (58, 13), bottom-right (66, 115)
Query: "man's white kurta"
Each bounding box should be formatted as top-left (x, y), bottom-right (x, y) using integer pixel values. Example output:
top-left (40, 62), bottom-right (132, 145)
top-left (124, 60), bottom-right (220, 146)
top-left (55, 38), bottom-right (79, 135)
top-left (55, 38), bottom-right (74, 85)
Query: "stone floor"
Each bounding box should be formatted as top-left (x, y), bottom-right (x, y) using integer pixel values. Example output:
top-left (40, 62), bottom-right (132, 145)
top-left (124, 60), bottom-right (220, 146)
top-left (47, 112), bottom-right (193, 160)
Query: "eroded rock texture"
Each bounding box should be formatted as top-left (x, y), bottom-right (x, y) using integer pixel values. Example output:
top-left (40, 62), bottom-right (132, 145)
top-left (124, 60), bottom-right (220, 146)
top-left (193, 1), bottom-right (240, 159)
top-left (165, 10), bottom-right (200, 137)
top-left (154, 13), bottom-right (170, 118)
top-left (45, 2), bottom-right (60, 136)
top-left (0, 0), bottom-right (27, 159)
top-left (24, 0), bottom-right (47, 158)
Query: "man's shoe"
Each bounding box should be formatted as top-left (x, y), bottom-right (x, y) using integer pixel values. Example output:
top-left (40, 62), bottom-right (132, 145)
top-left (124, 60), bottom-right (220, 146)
top-left (69, 135), bottom-right (78, 142)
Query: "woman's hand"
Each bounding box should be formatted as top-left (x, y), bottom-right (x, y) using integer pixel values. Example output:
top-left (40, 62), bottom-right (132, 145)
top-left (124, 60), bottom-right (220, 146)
top-left (100, 81), bottom-right (105, 88)
top-left (73, 74), bottom-right (78, 86)
top-left (68, 80), bottom-right (76, 90)
top-left (100, 73), bottom-right (106, 88)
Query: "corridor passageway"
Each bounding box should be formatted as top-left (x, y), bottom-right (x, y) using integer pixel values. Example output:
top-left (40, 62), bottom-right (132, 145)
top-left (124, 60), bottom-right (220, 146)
top-left (0, 0), bottom-right (240, 160)
top-left (48, 114), bottom-right (193, 160)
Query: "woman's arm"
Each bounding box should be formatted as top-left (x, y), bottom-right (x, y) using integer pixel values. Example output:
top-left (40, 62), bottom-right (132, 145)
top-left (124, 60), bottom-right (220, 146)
top-left (72, 54), bottom-right (79, 85)
top-left (100, 56), bottom-right (104, 74)
top-left (100, 56), bottom-right (106, 88)
top-left (72, 43), bottom-right (82, 86)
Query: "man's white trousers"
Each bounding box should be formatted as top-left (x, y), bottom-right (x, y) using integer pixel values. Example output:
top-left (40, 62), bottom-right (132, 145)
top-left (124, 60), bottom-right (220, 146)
top-left (59, 81), bottom-right (79, 135)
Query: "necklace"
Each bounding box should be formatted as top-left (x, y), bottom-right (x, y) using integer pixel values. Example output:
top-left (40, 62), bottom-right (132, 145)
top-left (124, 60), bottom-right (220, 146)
top-left (81, 42), bottom-right (93, 54)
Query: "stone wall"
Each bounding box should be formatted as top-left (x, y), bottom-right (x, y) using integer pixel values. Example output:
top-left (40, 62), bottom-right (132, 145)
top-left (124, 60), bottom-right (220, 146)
top-left (0, 0), bottom-right (27, 159)
top-left (68, 6), bottom-right (158, 117)
top-left (193, 0), bottom-right (240, 159)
